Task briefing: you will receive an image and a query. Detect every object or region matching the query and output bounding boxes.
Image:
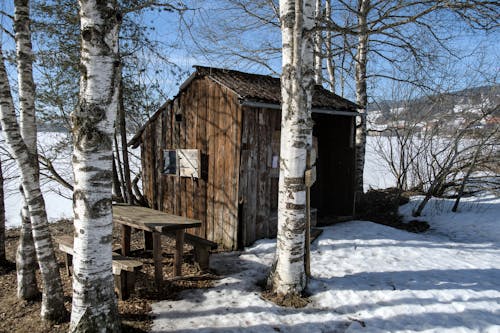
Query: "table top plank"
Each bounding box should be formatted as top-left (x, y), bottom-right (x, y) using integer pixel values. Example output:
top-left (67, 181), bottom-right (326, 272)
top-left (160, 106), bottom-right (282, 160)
top-left (112, 205), bottom-right (202, 233)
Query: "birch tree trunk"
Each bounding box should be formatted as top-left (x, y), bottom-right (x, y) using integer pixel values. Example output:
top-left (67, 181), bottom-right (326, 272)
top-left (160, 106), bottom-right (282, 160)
top-left (14, 0), bottom-right (41, 301)
top-left (268, 0), bottom-right (315, 296)
top-left (0, 156), bottom-right (5, 264)
top-left (16, 190), bottom-right (40, 299)
top-left (117, 73), bottom-right (133, 204)
top-left (354, 0), bottom-right (369, 197)
top-left (313, 0), bottom-right (322, 85)
top-left (0, 46), bottom-right (67, 322)
top-left (324, 0), bottom-right (335, 93)
top-left (70, 0), bottom-right (121, 331)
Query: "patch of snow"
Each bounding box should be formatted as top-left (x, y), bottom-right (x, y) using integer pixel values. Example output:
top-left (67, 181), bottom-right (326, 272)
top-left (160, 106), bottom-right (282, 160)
top-left (400, 195), bottom-right (500, 244)
top-left (152, 196), bottom-right (500, 332)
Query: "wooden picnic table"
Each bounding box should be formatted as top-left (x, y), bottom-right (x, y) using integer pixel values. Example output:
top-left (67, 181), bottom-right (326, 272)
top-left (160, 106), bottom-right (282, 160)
top-left (112, 204), bottom-right (202, 287)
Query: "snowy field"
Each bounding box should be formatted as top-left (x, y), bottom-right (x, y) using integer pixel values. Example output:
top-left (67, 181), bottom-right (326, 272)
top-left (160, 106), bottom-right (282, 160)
top-left (3, 134), bottom-right (386, 227)
top-left (152, 196), bottom-right (500, 332)
top-left (2, 131), bottom-right (140, 228)
top-left (2, 132), bottom-right (74, 227)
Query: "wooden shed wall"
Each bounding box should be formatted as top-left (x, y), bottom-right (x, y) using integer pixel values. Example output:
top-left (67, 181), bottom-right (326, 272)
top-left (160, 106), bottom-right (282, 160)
top-left (140, 77), bottom-right (242, 250)
top-left (238, 107), bottom-right (281, 246)
top-left (139, 77), bottom-right (356, 250)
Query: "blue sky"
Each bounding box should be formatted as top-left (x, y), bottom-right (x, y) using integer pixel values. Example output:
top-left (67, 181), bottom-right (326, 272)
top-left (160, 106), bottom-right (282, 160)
top-left (1, 1), bottom-right (498, 105)
top-left (141, 2), bottom-right (499, 103)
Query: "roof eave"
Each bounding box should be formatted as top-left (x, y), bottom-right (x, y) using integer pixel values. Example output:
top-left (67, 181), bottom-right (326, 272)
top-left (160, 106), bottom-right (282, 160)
top-left (128, 100), bottom-right (170, 148)
top-left (240, 100), bottom-right (360, 116)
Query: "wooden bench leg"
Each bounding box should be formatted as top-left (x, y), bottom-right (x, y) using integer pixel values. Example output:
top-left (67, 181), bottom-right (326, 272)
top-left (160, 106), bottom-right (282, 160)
top-left (126, 271), bottom-right (136, 294)
top-left (121, 225), bottom-right (131, 256)
top-left (64, 253), bottom-right (72, 276)
top-left (153, 232), bottom-right (163, 288)
top-left (144, 231), bottom-right (153, 252)
top-left (174, 230), bottom-right (184, 277)
top-left (193, 246), bottom-right (210, 271)
top-left (114, 271), bottom-right (137, 301)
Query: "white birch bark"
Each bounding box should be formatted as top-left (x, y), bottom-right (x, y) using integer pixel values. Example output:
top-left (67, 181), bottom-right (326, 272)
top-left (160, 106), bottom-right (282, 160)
top-left (354, 0), bottom-right (369, 196)
top-left (70, 0), bottom-right (121, 331)
top-left (324, 0), bottom-right (336, 93)
top-left (0, 156), bottom-right (5, 264)
top-left (16, 190), bottom-right (40, 299)
top-left (13, 0), bottom-right (41, 301)
top-left (313, 0), bottom-right (323, 85)
top-left (0, 44), bottom-right (67, 321)
top-left (268, 0), bottom-right (315, 296)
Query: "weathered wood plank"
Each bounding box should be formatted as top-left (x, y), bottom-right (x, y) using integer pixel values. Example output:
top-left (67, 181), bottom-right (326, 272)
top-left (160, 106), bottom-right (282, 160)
top-left (206, 79), bottom-right (216, 243)
top-left (163, 103), bottom-right (174, 213)
top-left (143, 231), bottom-right (153, 251)
top-left (226, 92), bottom-right (242, 249)
top-left (155, 115), bottom-right (164, 210)
top-left (121, 224), bottom-right (131, 256)
top-left (142, 126), bottom-right (153, 207)
top-left (256, 109), bottom-right (270, 239)
top-left (180, 91), bottom-right (188, 219)
top-left (269, 111), bottom-right (281, 237)
top-left (238, 148), bottom-right (249, 246)
top-left (174, 230), bottom-right (184, 276)
top-left (152, 232), bottom-right (162, 287)
top-left (213, 82), bottom-right (225, 245)
top-left (151, 121), bottom-right (158, 209)
top-left (196, 79), bottom-right (208, 239)
top-left (185, 86), bottom-right (194, 224)
top-left (218, 85), bottom-right (230, 248)
top-left (173, 98), bottom-right (182, 216)
top-left (245, 108), bottom-right (258, 245)
top-left (113, 205), bottom-right (202, 230)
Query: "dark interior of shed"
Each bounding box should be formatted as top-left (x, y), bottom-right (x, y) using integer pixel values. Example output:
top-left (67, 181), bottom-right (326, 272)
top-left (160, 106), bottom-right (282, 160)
top-left (311, 113), bottom-right (355, 219)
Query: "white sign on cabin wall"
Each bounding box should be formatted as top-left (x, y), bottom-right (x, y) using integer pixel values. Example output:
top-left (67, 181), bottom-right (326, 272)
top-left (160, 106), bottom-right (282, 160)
top-left (163, 149), bottom-right (200, 178)
top-left (178, 149), bottom-right (200, 178)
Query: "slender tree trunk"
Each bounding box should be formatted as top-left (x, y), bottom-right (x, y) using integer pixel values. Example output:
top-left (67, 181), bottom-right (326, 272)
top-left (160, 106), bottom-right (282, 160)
top-left (268, 0), bottom-right (315, 296)
top-left (313, 0), bottom-right (322, 85)
top-left (13, 0), bottom-right (40, 301)
top-left (413, 146), bottom-right (460, 217)
top-left (16, 189), bottom-right (40, 299)
top-left (112, 154), bottom-right (124, 202)
top-left (0, 156), bottom-right (5, 264)
top-left (0, 46), bottom-right (67, 322)
top-left (324, 0), bottom-right (335, 93)
top-left (113, 132), bottom-right (127, 201)
top-left (452, 135), bottom-right (491, 212)
top-left (70, 1), bottom-right (121, 331)
top-left (10, 0), bottom-right (68, 320)
top-left (354, 0), bottom-right (369, 197)
top-left (118, 74), bottom-right (134, 204)
top-left (340, 30), bottom-right (349, 97)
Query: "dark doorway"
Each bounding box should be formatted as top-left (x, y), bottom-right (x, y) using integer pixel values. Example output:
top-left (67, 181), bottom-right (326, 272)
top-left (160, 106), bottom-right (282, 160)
top-left (311, 114), bottom-right (355, 217)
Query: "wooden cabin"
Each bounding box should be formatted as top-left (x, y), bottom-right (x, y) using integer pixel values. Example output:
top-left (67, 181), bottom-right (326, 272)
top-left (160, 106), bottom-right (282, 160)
top-left (129, 66), bottom-right (359, 250)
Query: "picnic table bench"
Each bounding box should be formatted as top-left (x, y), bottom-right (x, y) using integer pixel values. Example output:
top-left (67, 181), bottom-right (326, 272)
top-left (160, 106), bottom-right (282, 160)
top-left (112, 204), bottom-right (202, 287)
top-left (54, 235), bottom-right (142, 300)
top-left (181, 233), bottom-right (217, 271)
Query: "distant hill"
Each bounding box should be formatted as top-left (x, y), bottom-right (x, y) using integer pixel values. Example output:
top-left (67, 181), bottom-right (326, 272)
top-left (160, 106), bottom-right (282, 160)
top-left (367, 85), bottom-right (499, 133)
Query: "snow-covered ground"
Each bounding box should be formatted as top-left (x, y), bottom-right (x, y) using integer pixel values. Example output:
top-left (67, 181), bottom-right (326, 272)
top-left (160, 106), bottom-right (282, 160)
top-left (152, 195), bottom-right (500, 333)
